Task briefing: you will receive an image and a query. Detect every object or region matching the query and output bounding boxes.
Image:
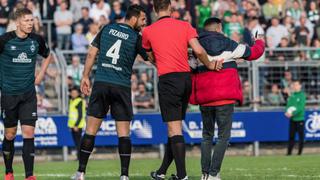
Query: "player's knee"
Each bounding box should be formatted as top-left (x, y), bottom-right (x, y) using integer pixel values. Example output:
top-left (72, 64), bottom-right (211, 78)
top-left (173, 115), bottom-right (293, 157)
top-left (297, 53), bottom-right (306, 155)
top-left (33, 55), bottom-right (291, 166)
top-left (5, 132), bottom-right (17, 140)
top-left (22, 129), bottom-right (35, 138)
top-left (168, 127), bottom-right (182, 137)
top-left (85, 128), bottom-right (98, 136)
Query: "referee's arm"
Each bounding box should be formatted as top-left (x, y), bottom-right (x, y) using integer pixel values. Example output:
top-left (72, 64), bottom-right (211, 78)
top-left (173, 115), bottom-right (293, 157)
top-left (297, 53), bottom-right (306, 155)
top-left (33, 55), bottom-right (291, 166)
top-left (189, 38), bottom-right (223, 71)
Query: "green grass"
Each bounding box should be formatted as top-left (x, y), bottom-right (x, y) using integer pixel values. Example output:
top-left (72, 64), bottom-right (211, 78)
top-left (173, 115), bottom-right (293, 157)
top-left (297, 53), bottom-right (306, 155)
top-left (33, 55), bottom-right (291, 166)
top-left (2, 155), bottom-right (320, 179)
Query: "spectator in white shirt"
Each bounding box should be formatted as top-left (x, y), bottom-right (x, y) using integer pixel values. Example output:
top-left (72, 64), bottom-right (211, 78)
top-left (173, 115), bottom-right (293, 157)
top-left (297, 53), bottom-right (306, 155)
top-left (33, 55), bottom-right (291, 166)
top-left (89, 0), bottom-right (111, 23)
top-left (67, 55), bottom-right (84, 86)
top-left (54, 1), bottom-right (73, 49)
top-left (266, 17), bottom-right (289, 48)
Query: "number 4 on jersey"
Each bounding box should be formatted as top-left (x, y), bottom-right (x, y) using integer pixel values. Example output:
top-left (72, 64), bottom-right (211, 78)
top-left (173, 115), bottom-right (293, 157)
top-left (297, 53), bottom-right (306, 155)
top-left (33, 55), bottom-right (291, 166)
top-left (106, 40), bottom-right (122, 64)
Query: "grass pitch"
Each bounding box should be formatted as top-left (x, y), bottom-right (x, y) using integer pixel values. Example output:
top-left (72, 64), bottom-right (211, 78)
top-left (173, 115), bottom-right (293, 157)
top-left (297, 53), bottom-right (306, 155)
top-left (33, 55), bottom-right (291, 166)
top-left (1, 155), bottom-right (320, 179)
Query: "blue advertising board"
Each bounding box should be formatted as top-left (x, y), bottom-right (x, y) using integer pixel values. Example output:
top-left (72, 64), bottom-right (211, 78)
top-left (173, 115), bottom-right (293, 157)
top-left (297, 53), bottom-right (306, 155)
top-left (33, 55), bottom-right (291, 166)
top-left (1, 111), bottom-right (320, 147)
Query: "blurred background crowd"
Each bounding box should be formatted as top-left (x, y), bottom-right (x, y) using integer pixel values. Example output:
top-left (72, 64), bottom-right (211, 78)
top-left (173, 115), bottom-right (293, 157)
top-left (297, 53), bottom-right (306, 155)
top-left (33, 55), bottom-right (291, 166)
top-left (1, 0), bottom-right (320, 113)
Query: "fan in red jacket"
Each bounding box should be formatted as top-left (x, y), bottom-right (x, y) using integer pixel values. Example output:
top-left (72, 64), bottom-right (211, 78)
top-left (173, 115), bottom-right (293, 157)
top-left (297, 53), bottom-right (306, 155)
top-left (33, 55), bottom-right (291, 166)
top-left (190, 17), bottom-right (265, 180)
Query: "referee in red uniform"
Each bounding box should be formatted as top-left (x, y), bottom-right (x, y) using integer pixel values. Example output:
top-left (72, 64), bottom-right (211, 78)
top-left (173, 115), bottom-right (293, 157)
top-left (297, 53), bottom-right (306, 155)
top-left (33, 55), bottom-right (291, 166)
top-left (142, 1), bottom-right (222, 179)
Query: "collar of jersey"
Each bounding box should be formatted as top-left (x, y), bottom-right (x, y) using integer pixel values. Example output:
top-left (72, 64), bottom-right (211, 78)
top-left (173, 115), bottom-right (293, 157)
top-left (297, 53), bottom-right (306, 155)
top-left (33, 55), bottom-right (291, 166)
top-left (157, 16), bottom-right (171, 21)
top-left (118, 23), bottom-right (133, 30)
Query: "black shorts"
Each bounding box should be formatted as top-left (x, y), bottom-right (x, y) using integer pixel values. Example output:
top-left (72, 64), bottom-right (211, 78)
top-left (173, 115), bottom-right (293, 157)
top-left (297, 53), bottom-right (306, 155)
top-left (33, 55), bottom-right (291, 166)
top-left (1, 89), bottom-right (37, 128)
top-left (158, 72), bottom-right (192, 122)
top-left (87, 82), bottom-right (133, 121)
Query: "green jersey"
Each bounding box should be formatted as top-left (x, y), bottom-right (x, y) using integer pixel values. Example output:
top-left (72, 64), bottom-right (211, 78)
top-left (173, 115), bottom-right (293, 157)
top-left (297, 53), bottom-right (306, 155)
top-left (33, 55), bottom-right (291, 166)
top-left (286, 91), bottom-right (306, 121)
top-left (91, 23), bottom-right (148, 88)
top-left (0, 31), bottom-right (50, 95)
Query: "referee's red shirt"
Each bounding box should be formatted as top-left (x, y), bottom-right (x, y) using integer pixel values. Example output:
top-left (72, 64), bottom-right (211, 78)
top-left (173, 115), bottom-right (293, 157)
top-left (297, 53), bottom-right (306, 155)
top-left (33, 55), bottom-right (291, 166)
top-left (142, 17), bottom-right (198, 76)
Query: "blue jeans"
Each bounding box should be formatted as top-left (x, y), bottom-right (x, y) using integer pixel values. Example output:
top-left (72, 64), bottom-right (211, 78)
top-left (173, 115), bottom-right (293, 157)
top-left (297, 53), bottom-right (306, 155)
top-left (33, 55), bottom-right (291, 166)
top-left (200, 104), bottom-right (234, 176)
top-left (57, 34), bottom-right (71, 50)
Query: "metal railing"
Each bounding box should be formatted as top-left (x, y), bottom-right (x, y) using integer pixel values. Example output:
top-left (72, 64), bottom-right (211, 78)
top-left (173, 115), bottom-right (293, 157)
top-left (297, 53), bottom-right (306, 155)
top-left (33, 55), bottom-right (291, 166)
top-left (49, 47), bottom-right (320, 114)
top-left (55, 50), bottom-right (160, 114)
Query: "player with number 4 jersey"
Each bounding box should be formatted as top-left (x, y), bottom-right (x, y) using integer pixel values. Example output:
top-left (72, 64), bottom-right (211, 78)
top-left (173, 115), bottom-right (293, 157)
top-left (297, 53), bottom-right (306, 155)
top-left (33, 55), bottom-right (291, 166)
top-left (72, 5), bottom-right (149, 180)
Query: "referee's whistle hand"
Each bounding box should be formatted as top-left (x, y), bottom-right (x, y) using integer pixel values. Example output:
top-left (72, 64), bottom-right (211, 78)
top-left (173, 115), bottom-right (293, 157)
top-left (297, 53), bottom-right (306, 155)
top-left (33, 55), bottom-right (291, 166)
top-left (81, 77), bottom-right (91, 96)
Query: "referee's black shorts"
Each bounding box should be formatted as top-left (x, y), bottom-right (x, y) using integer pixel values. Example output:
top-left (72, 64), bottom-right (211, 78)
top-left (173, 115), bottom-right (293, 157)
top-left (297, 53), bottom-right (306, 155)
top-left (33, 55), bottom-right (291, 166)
top-left (158, 72), bottom-right (192, 122)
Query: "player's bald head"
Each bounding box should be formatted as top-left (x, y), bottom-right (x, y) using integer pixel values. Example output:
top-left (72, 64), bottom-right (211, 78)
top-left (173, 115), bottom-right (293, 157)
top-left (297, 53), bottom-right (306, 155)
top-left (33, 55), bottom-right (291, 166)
top-left (204, 17), bottom-right (222, 33)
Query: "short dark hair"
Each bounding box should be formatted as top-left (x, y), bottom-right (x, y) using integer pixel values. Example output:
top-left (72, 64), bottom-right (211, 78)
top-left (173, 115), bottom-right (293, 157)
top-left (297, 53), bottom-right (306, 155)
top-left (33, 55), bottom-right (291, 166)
top-left (153, 0), bottom-right (171, 13)
top-left (81, 7), bottom-right (89, 11)
top-left (204, 17), bottom-right (222, 28)
top-left (125, 4), bottom-right (145, 20)
top-left (14, 8), bottom-right (33, 20)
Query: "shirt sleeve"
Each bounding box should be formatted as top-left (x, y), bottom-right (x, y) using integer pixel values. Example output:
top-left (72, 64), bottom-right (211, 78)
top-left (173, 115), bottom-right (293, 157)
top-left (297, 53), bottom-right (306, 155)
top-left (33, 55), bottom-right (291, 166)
top-left (37, 35), bottom-right (50, 58)
top-left (136, 35), bottom-right (149, 61)
top-left (186, 23), bottom-right (198, 41)
top-left (142, 28), bottom-right (152, 51)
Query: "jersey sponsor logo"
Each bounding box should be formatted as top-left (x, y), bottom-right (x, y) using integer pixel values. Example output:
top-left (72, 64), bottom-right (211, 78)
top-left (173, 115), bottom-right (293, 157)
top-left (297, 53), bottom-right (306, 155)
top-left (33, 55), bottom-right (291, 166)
top-left (102, 63), bottom-right (122, 71)
top-left (305, 112), bottom-right (320, 138)
top-left (30, 41), bottom-right (36, 52)
top-left (109, 29), bottom-right (129, 40)
top-left (10, 45), bottom-right (16, 50)
top-left (13, 52), bottom-right (32, 63)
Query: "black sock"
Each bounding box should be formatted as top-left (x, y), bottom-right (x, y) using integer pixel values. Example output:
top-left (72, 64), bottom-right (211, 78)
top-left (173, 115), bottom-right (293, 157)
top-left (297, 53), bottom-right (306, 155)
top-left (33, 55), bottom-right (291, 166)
top-left (118, 137), bottom-right (131, 176)
top-left (78, 134), bottom-right (95, 173)
top-left (157, 137), bottom-right (173, 175)
top-left (2, 137), bottom-right (15, 174)
top-left (171, 135), bottom-right (186, 179)
top-left (22, 138), bottom-right (35, 178)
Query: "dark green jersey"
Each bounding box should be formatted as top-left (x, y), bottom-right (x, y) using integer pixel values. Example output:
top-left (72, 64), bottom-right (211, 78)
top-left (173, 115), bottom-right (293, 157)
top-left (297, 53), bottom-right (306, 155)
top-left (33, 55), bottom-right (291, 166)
top-left (0, 31), bottom-right (50, 95)
top-left (92, 23), bottom-right (148, 88)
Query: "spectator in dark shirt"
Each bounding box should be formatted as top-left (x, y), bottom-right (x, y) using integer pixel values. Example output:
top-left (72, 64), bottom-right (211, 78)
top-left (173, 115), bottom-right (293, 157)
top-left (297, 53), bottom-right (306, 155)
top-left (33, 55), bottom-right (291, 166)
top-left (109, 0), bottom-right (125, 23)
top-left (134, 83), bottom-right (154, 109)
top-left (76, 7), bottom-right (94, 34)
top-left (292, 16), bottom-right (311, 46)
top-left (274, 37), bottom-right (295, 61)
top-left (0, 0), bottom-right (11, 35)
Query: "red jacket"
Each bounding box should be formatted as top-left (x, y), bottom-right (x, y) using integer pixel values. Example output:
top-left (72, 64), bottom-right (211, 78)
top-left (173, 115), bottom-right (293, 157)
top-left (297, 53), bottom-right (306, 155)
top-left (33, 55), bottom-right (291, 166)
top-left (189, 31), bottom-right (265, 105)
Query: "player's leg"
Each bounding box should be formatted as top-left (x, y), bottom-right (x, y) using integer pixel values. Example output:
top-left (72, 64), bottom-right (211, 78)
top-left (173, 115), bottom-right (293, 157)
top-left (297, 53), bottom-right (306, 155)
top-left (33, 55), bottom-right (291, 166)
top-left (297, 121), bottom-right (305, 155)
top-left (3, 127), bottom-right (17, 179)
top-left (157, 73), bottom-right (190, 180)
top-left (77, 82), bottom-right (110, 176)
top-left (77, 116), bottom-right (102, 173)
top-left (209, 104), bottom-right (234, 177)
top-left (2, 94), bottom-right (19, 179)
top-left (19, 89), bottom-right (38, 179)
top-left (21, 125), bottom-right (36, 179)
top-left (111, 85), bottom-right (133, 179)
top-left (287, 120), bottom-right (296, 155)
top-left (116, 121), bottom-right (131, 178)
top-left (199, 106), bottom-right (216, 178)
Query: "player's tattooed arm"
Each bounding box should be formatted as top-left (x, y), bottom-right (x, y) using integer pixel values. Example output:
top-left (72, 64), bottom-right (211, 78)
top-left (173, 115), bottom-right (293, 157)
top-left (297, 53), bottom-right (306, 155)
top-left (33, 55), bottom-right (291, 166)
top-left (81, 46), bottom-right (99, 96)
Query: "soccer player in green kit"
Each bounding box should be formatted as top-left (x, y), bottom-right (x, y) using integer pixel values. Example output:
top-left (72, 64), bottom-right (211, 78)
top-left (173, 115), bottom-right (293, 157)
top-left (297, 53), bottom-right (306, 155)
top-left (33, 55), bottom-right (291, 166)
top-left (0, 8), bottom-right (51, 180)
top-left (73, 5), bottom-right (149, 180)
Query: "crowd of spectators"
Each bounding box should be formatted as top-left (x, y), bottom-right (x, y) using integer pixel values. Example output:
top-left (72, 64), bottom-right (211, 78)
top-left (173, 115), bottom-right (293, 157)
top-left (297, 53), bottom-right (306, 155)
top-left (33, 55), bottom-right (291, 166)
top-left (1, 0), bottom-right (320, 112)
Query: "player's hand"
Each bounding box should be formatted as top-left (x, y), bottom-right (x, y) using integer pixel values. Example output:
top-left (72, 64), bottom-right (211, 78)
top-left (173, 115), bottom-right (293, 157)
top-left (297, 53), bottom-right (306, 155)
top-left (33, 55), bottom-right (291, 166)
top-left (81, 76), bottom-right (91, 96)
top-left (207, 59), bottom-right (224, 71)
